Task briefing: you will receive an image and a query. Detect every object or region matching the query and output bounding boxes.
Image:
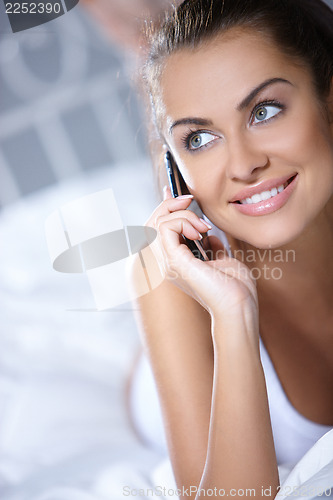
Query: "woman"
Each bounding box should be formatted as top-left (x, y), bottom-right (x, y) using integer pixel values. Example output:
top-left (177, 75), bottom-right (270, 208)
top-left (129, 0), bottom-right (333, 498)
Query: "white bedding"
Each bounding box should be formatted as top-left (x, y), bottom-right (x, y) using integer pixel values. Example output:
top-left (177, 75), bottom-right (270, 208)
top-left (0, 161), bottom-right (163, 499)
top-left (1, 161), bottom-right (333, 499)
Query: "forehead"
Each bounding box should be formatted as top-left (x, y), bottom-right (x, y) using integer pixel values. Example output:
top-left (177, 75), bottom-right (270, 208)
top-left (158, 29), bottom-right (308, 130)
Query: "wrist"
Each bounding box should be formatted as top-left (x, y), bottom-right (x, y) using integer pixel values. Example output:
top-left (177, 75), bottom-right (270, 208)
top-left (211, 304), bottom-right (260, 355)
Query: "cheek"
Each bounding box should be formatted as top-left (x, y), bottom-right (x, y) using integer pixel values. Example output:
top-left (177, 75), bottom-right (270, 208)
top-left (263, 106), bottom-right (333, 170)
top-left (294, 117), bottom-right (333, 197)
top-left (180, 165), bottom-right (226, 220)
top-left (177, 151), bottom-right (224, 196)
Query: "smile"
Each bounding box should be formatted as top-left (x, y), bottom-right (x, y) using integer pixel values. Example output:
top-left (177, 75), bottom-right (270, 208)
top-left (231, 174), bottom-right (298, 216)
top-left (239, 176), bottom-right (295, 205)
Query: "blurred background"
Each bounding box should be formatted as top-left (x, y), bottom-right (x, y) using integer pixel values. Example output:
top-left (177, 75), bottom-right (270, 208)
top-left (0, 0), bottom-right (150, 207)
top-left (0, 2), bottom-right (173, 499)
top-left (0, 0), bottom-right (333, 498)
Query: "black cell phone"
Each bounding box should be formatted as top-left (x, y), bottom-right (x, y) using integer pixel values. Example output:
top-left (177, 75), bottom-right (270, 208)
top-left (164, 151), bottom-right (209, 261)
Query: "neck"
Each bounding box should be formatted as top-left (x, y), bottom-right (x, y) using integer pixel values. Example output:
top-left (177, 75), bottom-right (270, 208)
top-left (232, 196), bottom-right (333, 328)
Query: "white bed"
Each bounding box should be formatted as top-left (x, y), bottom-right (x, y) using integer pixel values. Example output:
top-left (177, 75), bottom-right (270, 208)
top-left (0, 160), bottom-right (166, 499)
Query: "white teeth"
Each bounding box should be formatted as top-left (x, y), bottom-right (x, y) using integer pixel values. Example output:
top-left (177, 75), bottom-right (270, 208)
top-left (251, 193), bottom-right (262, 204)
top-left (261, 190), bottom-right (272, 201)
top-left (240, 182), bottom-right (287, 204)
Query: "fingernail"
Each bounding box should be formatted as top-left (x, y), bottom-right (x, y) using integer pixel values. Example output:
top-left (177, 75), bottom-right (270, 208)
top-left (176, 194), bottom-right (194, 200)
top-left (200, 218), bottom-right (212, 229)
top-left (163, 184), bottom-right (169, 200)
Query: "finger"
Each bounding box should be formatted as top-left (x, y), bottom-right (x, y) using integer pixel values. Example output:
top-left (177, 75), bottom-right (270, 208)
top-left (158, 217), bottom-right (203, 255)
top-left (163, 185), bottom-right (172, 200)
top-left (145, 195), bottom-right (195, 228)
top-left (156, 210), bottom-right (210, 234)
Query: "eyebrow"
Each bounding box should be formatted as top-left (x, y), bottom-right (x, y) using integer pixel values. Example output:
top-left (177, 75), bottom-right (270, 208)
top-left (236, 77), bottom-right (293, 110)
top-left (169, 117), bottom-right (213, 135)
top-left (169, 77), bottom-right (293, 134)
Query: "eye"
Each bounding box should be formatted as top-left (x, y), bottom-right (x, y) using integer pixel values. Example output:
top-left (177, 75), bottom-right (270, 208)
top-left (251, 103), bottom-right (283, 125)
top-left (187, 132), bottom-right (217, 150)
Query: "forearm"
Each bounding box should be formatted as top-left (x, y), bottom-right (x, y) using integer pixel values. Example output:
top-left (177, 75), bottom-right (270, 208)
top-left (197, 312), bottom-right (279, 500)
top-left (145, 310), bottom-right (214, 490)
top-left (132, 259), bottom-right (214, 490)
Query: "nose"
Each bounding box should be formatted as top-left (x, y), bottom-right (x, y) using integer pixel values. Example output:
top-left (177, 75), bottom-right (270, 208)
top-left (225, 135), bottom-right (269, 182)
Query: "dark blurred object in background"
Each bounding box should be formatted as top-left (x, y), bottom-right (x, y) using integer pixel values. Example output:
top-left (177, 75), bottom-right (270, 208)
top-left (0, 2), bottom-right (149, 209)
top-left (81, 0), bottom-right (177, 53)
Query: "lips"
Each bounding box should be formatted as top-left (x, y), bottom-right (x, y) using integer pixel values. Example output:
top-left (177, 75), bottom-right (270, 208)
top-left (229, 173), bottom-right (297, 204)
top-left (231, 173), bottom-right (299, 216)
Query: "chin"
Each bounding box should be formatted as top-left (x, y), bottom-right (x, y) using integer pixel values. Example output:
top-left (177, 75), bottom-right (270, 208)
top-left (239, 218), bottom-right (308, 249)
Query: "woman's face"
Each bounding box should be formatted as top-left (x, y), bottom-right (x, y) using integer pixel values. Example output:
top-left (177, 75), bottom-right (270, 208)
top-left (158, 29), bottom-right (333, 248)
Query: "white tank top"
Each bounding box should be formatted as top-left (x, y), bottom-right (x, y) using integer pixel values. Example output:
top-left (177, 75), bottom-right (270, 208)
top-left (259, 337), bottom-right (332, 466)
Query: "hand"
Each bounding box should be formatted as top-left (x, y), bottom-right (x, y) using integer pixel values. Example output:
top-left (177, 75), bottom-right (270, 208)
top-left (146, 186), bottom-right (259, 326)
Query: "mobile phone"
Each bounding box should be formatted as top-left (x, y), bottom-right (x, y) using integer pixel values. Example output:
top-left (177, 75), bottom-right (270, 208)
top-left (164, 151), bottom-right (209, 261)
